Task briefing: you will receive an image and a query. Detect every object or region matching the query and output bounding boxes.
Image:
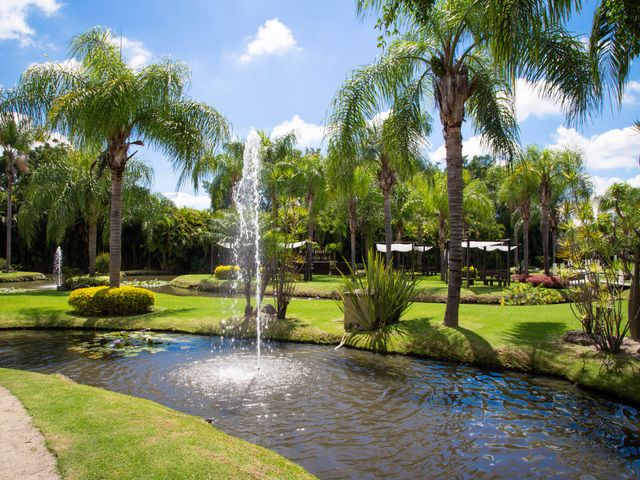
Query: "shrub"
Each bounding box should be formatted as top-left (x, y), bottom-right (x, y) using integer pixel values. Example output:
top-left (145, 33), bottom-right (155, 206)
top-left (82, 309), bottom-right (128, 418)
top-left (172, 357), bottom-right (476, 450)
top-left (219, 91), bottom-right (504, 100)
top-left (0, 258), bottom-right (6, 270)
top-left (525, 274), bottom-right (566, 289)
top-left (501, 283), bottom-right (564, 306)
top-left (63, 275), bottom-right (110, 290)
top-left (461, 265), bottom-right (477, 278)
top-left (95, 253), bottom-right (109, 273)
top-left (511, 273), bottom-right (566, 289)
top-left (69, 286), bottom-right (155, 316)
top-left (214, 265), bottom-right (240, 280)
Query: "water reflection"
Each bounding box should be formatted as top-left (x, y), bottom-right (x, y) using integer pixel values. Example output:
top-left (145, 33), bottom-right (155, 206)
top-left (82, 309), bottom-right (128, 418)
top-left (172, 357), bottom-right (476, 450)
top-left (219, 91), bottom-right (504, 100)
top-left (0, 330), bottom-right (637, 479)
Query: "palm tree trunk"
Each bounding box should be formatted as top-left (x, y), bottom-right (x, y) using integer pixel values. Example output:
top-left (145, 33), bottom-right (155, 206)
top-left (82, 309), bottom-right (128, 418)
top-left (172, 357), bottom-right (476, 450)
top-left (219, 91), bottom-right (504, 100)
top-left (541, 205), bottom-right (550, 275)
top-left (109, 169), bottom-right (124, 287)
top-left (523, 214), bottom-right (530, 275)
top-left (348, 195), bottom-right (357, 273)
top-left (305, 194), bottom-right (314, 281)
top-left (438, 213), bottom-right (447, 280)
top-left (383, 189), bottom-right (392, 265)
top-left (4, 175), bottom-right (12, 272)
top-left (444, 125), bottom-right (464, 328)
top-left (88, 221), bottom-right (97, 277)
top-left (629, 249), bottom-right (640, 340)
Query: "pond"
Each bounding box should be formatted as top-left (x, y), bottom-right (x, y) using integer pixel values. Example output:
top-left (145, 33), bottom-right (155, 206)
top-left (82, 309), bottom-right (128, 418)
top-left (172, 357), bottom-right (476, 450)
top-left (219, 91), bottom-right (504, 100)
top-left (0, 330), bottom-right (638, 479)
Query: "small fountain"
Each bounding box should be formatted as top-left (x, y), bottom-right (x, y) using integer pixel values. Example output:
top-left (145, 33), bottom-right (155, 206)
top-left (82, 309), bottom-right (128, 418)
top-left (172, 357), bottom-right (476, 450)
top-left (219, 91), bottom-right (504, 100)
top-left (232, 131), bottom-right (264, 369)
top-left (53, 247), bottom-right (63, 290)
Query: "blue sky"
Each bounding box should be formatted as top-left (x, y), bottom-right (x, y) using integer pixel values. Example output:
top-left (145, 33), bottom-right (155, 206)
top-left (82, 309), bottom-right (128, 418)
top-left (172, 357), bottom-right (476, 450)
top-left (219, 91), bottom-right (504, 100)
top-left (1, 0), bottom-right (638, 208)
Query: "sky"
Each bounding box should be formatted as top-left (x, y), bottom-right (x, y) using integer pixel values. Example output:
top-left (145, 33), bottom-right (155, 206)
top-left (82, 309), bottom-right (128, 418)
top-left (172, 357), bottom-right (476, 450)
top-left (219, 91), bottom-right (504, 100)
top-left (1, 0), bottom-right (639, 209)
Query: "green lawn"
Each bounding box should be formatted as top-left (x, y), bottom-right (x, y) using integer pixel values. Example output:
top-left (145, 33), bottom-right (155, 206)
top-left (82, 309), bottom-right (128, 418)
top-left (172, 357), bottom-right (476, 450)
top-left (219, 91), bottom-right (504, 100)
top-left (0, 368), bottom-right (315, 480)
top-left (0, 290), bottom-right (638, 403)
top-left (171, 273), bottom-right (507, 302)
top-left (0, 271), bottom-right (47, 283)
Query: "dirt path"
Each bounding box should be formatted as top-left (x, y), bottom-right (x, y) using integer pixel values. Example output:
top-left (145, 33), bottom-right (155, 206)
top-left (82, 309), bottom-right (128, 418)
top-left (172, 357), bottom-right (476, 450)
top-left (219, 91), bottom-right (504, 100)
top-left (0, 385), bottom-right (60, 480)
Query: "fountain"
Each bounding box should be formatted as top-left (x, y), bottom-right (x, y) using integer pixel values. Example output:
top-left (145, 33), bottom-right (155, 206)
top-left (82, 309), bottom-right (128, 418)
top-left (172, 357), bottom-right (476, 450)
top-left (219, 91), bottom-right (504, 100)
top-left (53, 247), bottom-right (63, 289)
top-left (232, 131), bottom-right (264, 369)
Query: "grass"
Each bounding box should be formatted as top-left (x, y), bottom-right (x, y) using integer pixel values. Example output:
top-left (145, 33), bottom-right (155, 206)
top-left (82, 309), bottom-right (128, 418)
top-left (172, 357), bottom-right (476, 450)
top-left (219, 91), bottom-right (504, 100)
top-left (0, 368), bottom-right (315, 480)
top-left (0, 271), bottom-right (47, 283)
top-left (0, 290), bottom-right (638, 404)
top-left (171, 273), bottom-right (507, 303)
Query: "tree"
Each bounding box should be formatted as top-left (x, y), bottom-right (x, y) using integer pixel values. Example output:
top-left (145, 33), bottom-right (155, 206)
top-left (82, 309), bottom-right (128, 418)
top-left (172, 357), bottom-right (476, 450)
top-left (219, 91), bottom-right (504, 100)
top-left (15, 27), bottom-right (229, 286)
top-left (600, 183), bottom-right (640, 340)
top-left (0, 112), bottom-right (40, 271)
top-left (524, 146), bottom-right (583, 275)
top-left (203, 141), bottom-right (245, 211)
top-left (499, 160), bottom-right (538, 274)
top-left (359, 116), bottom-right (428, 264)
top-left (296, 151), bottom-right (326, 280)
top-left (344, 0), bottom-right (596, 327)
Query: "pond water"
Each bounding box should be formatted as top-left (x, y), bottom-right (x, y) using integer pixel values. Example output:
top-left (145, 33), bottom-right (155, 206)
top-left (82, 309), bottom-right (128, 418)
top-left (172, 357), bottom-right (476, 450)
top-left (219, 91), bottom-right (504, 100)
top-left (0, 330), bottom-right (638, 479)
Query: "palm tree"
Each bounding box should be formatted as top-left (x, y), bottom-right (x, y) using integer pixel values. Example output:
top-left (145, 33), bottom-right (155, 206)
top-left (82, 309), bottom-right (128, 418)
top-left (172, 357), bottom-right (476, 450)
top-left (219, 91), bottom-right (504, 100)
top-left (0, 112), bottom-right (41, 271)
top-left (18, 147), bottom-right (152, 276)
top-left (14, 27), bottom-right (229, 286)
top-left (330, 0), bottom-right (593, 326)
top-left (359, 116), bottom-right (428, 264)
top-left (202, 141), bottom-right (245, 211)
top-left (499, 161), bottom-right (538, 275)
top-left (523, 146), bottom-right (581, 275)
top-left (296, 151), bottom-right (326, 280)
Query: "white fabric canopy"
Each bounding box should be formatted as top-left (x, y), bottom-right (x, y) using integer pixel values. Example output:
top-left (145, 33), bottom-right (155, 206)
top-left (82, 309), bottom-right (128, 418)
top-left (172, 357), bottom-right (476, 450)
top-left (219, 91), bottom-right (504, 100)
top-left (218, 242), bottom-right (234, 249)
top-left (284, 240), bottom-right (307, 249)
top-left (460, 241), bottom-right (501, 249)
top-left (413, 245), bottom-right (433, 252)
top-left (485, 245), bottom-right (517, 252)
top-left (376, 243), bottom-right (414, 253)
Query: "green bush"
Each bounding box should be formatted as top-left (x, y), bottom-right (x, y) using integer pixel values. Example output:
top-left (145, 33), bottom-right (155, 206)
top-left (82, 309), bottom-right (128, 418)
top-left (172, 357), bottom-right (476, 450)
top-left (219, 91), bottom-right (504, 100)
top-left (0, 258), bottom-right (6, 270)
top-left (462, 265), bottom-right (477, 278)
top-left (63, 275), bottom-right (110, 290)
top-left (213, 265), bottom-right (240, 280)
top-left (501, 283), bottom-right (563, 306)
top-left (69, 286), bottom-right (155, 316)
top-left (95, 253), bottom-right (109, 274)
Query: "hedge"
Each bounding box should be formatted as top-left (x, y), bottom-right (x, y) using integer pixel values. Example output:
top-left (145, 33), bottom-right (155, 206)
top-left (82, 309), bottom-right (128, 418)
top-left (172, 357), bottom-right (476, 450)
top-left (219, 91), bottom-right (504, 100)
top-left (69, 286), bottom-right (155, 316)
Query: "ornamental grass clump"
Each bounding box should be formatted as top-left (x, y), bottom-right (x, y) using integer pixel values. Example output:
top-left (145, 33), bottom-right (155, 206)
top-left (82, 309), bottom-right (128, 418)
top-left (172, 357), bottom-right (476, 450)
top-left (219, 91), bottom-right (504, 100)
top-left (339, 250), bottom-right (417, 332)
top-left (69, 286), bottom-right (155, 316)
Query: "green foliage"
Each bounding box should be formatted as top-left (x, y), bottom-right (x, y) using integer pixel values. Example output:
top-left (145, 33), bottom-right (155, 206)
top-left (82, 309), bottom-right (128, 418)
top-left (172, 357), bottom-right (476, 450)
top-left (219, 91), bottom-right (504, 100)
top-left (95, 253), bottom-right (109, 274)
top-left (461, 265), bottom-right (477, 279)
top-left (501, 283), bottom-right (563, 306)
top-left (213, 265), bottom-right (240, 280)
top-left (69, 286), bottom-right (155, 316)
top-left (339, 250), bottom-right (417, 331)
top-left (63, 275), bottom-right (110, 290)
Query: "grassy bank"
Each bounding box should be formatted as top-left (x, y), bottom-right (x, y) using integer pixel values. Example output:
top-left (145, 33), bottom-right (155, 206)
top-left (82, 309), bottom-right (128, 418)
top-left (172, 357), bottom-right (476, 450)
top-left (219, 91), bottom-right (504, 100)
top-left (0, 271), bottom-right (47, 283)
top-left (171, 273), bottom-right (507, 303)
top-left (0, 368), bottom-right (314, 480)
top-left (0, 290), bottom-right (638, 403)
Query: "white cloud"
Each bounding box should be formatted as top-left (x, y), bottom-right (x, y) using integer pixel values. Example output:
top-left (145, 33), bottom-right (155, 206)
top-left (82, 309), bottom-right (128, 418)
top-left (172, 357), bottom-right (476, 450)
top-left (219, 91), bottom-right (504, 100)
top-left (239, 18), bottom-right (300, 63)
top-left (622, 80), bottom-right (640, 106)
top-left (0, 0), bottom-right (62, 46)
top-left (163, 192), bottom-right (210, 210)
top-left (110, 36), bottom-right (152, 69)
top-left (515, 79), bottom-right (563, 122)
top-left (271, 115), bottom-right (324, 149)
top-left (429, 135), bottom-right (492, 165)
top-left (548, 125), bottom-right (640, 170)
top-left (591, 174), bottom-right (640, 195)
